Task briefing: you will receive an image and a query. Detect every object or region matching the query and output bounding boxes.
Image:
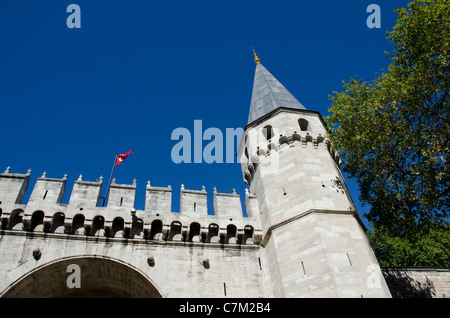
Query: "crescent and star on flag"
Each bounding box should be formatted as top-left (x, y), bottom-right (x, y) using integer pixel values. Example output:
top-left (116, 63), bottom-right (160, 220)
top-left (115, 149), bottom-right (134, 166)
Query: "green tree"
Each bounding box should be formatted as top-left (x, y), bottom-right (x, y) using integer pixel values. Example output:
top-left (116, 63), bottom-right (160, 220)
top-left (326, 0), bottom-right (449, 265)
top-left (367, 223), bottom-right (450, 267)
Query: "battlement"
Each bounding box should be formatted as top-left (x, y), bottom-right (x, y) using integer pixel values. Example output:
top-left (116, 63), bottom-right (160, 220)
top-left (239, 112), bottom-right (342, 186)
top-left (0, 168), bottom-right (261, 246)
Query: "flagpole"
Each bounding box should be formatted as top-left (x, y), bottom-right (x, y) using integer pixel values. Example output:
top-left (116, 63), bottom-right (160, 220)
top-left (103, 153), bottom-right (118, 207)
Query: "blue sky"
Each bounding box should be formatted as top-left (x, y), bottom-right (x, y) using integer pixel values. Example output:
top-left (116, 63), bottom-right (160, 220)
top-left (0, 0), bottom-right (409, 226)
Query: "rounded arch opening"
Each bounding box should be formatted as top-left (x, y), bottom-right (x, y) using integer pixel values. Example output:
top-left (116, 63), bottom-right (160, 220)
top-left (131, 218), bottom-right (144, 238)
top-left (72, 214), bottom-right (85, 235)
top-left (91, 215), bottom-right (105, 236)
top-left (262, 125), bottom-right (274, 140)
top-left (149, 219), bottom-right (163, 240)
top-left (7, 209), bottom-right (24, 230)
top-left (226, 224), bottom-right (237, 243)
top-left (111, 217), bottom-right (125, 238)
top-left (279, 135), bottom-right (289, 146)
top-left (188, 222), bottom-right (201, 242)
top-left (243, 225), bottom-right (254, 244)
top-left (317, 135), bottom-right (325, 145)
top-left (169, 221), bottom-right (182, 241)
top-left (50, 212), bottom-right (65, 233)
top-left (207, 223), bottom-right (219, 243)
top-left (298, 118), bottom-right (311, 131)
top-left (30, 210), bottom-right (44, 232)
top-left (1, 256), bottom-right (162, 298)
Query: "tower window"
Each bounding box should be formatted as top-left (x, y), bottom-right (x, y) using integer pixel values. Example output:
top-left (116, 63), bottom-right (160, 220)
top-left (298, 119), bottom-right (310, 131)
top-left (262, 125), bottom-right (273, 140)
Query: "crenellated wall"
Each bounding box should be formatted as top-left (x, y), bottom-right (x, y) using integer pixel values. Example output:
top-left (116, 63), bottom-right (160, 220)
top-left (0, 168), bottom-right (262, 246)
top-left (0, 167), bottom-right (267, 298)
top-left (238, 109), bottom-right (341, 188)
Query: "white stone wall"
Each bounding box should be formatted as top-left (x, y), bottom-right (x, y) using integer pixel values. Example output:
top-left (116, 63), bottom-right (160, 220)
top-left (180, 187), bottom-right (208, 216)
top-left (0, 168), bottom-right (265, 297)
top-left (265, 212), bottom-right (390, 297)
top-left (0, 232), bottom-right (266, 297)
top-left (382, 268), bottom-right (450, 298)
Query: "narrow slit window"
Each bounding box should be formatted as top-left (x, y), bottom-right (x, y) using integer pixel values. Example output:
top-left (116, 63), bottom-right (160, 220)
top-left (120, 197), bottom-right (123, 207)
top-left (301, 261), bottom-right (306, 275)
top-left (194, 202), bottom-right (196, 212)
top-left (43, 190), bottom-right (48, 200)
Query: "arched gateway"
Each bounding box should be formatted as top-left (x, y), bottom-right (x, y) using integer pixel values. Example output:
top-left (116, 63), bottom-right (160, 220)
top-left (1, 256), bottom-right (162, 298)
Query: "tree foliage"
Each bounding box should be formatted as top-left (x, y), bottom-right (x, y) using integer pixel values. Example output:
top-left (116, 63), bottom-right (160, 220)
top-left (326, 0), bottom-right (449, 265)
top-left (367, 223), bottom-right (450, 267)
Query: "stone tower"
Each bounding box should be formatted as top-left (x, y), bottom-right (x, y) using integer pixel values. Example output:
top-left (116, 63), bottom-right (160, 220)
top-left (237, 52), bottom-right (391, 297)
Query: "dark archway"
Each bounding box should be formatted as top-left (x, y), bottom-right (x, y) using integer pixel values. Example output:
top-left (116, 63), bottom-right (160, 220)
top-left (298, 118), bottom-right (310, 131)
top-left (1, 256), bottom-right (162, 298)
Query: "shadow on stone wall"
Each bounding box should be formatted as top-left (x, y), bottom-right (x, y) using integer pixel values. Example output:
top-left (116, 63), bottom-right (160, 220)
top-left (382, 269), bottom-right (436, 298)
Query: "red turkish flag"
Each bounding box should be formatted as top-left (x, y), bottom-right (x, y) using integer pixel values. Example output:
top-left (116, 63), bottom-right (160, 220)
top-left (115, 150), bottom-right (133, 166)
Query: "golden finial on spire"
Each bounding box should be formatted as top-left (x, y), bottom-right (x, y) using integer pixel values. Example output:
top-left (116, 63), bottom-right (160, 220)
top-left (253, 47), bottom-right (261, 64)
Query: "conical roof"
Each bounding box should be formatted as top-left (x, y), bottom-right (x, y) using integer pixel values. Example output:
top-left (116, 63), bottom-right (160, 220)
top-left (248, 62), bottom-right (306, 125)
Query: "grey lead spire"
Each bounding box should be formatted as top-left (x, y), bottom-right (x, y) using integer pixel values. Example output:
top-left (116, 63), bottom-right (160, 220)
top-left (248, 52), bottom-right (306, 125)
